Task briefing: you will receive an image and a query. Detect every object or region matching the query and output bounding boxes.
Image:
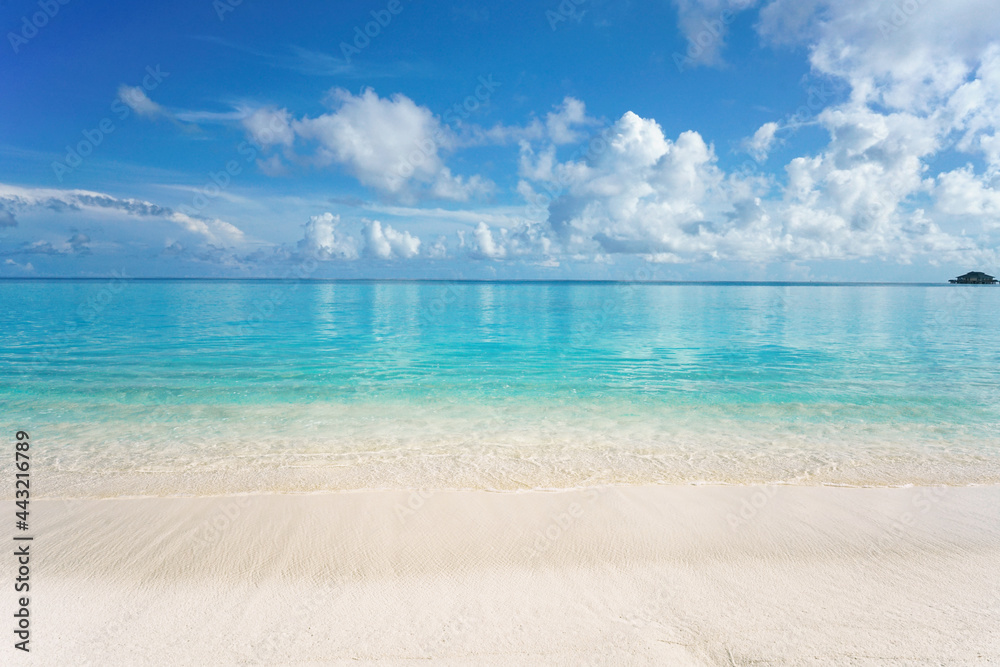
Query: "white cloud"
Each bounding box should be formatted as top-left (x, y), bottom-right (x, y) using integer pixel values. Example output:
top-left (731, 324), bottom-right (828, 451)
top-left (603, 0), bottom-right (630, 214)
top-left (241, 107), bottom-right (295, 148)
top-left (745, 0), bottom-right (1000, 262)
top-left (934, 167), bottom-right (1000, 224)
top-left (744, 122), bottom-right (779, 162)
top-left (421, 97), bottom-right (597, 149)
top-left (117, 85), bottom-right (167, 119)
top-left (363, 220), bottom-right (421, 259)
top-left (948, 44), bottom-right (1000, 174)
top-left (517, 94), bottom-right (999, 266)
top-left (167, 212), bottom-right (245, 246)
top-left (470, 221), bottom-right (506, 259)
top-left (298, 212), bottom-right (358, 259)
top-left (757, 0), bottom-right (1000, 112)
top-left (361, 203), bottom-right (526, 227)
top-left (774, 104), bottom-right (940, 251)
top-left (463, 220), bottom-right (556, 261)
top-left (460, 119), bottom-right (546, 147)
top-left (427, 236), bottom-right (449, 259)
top-left (537, 111), bottom-right (727, 257)
top-left (0, 183), bottom-right (245, 247)
top-left (287, 88), bottom-right (492, 201)
top-left (545, 97), bottom-right (599, 145)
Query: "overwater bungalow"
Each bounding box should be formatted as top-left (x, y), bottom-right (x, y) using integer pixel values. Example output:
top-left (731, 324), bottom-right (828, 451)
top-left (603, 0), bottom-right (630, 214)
top-left (949, 271), bottom-right (998, 284)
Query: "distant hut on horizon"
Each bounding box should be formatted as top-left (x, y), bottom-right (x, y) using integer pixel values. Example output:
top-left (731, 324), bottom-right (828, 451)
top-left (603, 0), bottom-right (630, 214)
top-left (949, 271), bottom-right (998, 284)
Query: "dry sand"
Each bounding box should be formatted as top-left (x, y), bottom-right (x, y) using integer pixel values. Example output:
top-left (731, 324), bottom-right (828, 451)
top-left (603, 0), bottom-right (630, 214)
top-left (12, 485), bottom-right (1000, 665)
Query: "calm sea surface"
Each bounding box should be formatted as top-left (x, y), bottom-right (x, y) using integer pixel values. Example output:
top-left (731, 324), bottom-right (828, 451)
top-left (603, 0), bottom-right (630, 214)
top-left (2, 280), bottom-right (998, 496)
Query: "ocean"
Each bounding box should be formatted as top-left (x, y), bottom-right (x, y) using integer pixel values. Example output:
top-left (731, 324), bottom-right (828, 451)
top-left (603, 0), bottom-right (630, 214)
top-left (3, 279), bottom-right (999, 496)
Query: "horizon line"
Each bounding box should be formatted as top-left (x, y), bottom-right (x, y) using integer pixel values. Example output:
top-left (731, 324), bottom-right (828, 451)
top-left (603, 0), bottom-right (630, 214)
top-left (0, 277), bottom-right (965, 286)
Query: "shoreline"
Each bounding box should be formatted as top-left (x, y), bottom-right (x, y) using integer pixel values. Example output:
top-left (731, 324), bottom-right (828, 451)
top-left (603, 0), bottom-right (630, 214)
top-left (19, 478), bottom-right (1000, 503)
top-left (27, 450), bottom-right (1000, 499)
top-left (18, 485), bottom-right (1000, 665)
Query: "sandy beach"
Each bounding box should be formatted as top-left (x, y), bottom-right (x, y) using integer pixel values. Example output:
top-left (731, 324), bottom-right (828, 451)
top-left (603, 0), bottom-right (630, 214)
top-left (14, 485), bottom-right (1000, 665)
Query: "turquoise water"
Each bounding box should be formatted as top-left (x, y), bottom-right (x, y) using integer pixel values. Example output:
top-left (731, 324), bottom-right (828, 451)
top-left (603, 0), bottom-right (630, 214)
top-left (2, 280), bottom-right (999, 496)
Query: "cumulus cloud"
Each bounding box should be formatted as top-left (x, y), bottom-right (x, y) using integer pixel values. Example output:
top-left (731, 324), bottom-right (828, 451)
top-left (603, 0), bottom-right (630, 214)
top-left (363, 220), bottom-right (421, 259)
top-left (772, 104), bottom-right (942, 255)
top-left (536, 111), bottom-right (727, 257)
top-left (519, 98), bottom-right (998, 266)
top-left (248, 88), bottom-right (494, 202)
top-left (509, 0), bottom-right (991, 267)
top-left (462, 220), bottom-right (555, 261)
top-left (933, 167), bottom-right (1000, 223)
top-left (295, 214), bottom-right (425, 262)
top-left (757, 0), bottom-right (1000, 112)
top-left (545, 97), bottom-right (599, 145)
top-left (470, 221), bottom-right (506, 259)
top-left (236, 92), bottom-right (600, 200)
top-left (298, 213), bottom-right (358, 259)
top-left (751, 0), bottom-right (1000, 261)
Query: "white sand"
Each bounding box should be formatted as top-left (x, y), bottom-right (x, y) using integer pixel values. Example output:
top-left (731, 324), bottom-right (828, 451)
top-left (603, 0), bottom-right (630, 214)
top-left (14, 486), bottom-right (1000, 665)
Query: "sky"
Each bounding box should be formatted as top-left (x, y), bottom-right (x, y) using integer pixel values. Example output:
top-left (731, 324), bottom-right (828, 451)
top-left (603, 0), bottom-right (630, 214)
top-left (1, 0), bottom-right (999, 280)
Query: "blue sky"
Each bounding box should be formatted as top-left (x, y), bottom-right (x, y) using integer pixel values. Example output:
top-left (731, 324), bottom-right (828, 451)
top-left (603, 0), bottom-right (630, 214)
top-left (2, 0), bottom-right (999, 280)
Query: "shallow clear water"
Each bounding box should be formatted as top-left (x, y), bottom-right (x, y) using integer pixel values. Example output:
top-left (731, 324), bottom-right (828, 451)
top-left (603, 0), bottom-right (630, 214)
top-left (2, 280), bottom-right (998, 496)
